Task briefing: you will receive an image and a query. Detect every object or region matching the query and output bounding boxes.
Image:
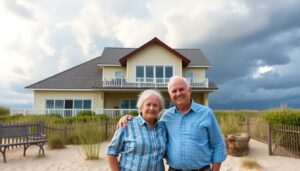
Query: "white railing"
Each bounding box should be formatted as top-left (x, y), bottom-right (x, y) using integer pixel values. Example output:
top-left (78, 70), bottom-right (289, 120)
top-left (10, 108), bottom-right (166, 118)
top-left (10, 109), bottom-right (93, 117)
top-left (103, 77), bottom-right (209, 88)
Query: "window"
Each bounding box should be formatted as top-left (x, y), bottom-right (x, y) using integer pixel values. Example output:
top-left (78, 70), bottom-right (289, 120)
top-left (185, 71), bottom-right (193, 82)
top-left (45, 99), bottom-right (92, 110)
top-left (146, 66), bottom-right (154, 82)
top-left (46, 100), bottom-right (54, 109)
top-left (55, 100), bottom-right (64, 109)
top-left (136, 66), bottom-right (144, 82)
top-left (115, 70), bottom-right (123, 78)
top-left (74, 100), bottom-right (83, 109)
top-left (165, 66), bottom-right (173, 78)
top-left (120, 99), bottom-right (137, 109)
top-left (83, 100), bottom-right (92, 109)
top-left (136, 65), bottom-right (173, 82)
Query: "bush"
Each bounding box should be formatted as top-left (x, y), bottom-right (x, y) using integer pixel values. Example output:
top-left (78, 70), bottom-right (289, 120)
top-left (128, 110), bottom-right (139, 116)
top-left (264, 108), bottom-right (300, 126)
top-left (76, 124), bottom-right (103, 160)
top-left (220, 113), bottom-right (246, 135)
top-left (76, 110), bottom-right (95, 117)
top-left (66, 131), bottom-right (80, 145)
top-left (47, 134), bottom-right (65, 149)
top-left (0, 106), bottom-right (10, 116)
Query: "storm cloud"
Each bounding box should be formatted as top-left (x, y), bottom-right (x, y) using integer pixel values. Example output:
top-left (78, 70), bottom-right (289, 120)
top-left (0, 0), bottom-right (300, 109)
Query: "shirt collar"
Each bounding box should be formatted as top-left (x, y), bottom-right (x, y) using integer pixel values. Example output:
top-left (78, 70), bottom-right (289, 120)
top-left (137, 114), bottom-right (160, 128)
top-left (171, 99), bottom-right (197, 114)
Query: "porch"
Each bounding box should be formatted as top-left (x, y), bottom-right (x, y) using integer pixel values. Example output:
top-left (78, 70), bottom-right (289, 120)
top-left (9, 108), bottom-right (163, 118)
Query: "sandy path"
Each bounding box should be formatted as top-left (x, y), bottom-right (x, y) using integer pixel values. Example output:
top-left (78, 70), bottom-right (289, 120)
top-left (1, 139), bottom-right (299, 171)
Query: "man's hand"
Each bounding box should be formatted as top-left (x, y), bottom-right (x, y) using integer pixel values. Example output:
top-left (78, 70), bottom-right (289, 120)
top-left (116, 115), bottom-right (133, 128)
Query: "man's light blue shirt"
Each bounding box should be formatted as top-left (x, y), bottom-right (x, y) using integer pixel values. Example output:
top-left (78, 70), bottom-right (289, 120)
top-left (107, 114), bottom-right (167, 171)
top-left (160, 101), bottom-right (226, 169)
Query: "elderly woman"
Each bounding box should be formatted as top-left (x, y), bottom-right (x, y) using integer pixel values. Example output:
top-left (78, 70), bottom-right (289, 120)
top-left (106, 89), bottom-right (167, 171)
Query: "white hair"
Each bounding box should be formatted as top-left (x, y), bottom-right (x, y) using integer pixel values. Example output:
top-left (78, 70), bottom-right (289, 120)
top-left (167, 76), bottom-right (190, 91)
top-left (136, 89), bottom-right (165, 112)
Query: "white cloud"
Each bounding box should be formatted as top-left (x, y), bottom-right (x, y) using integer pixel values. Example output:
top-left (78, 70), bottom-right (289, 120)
top-left (252, 66), bottom-right (276, 79)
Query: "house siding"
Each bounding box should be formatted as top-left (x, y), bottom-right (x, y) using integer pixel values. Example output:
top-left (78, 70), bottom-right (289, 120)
top-left (34, 90), bottom-right (104, 110)
top-left (127, 44), bottom-right (182, 78)
top-left (102, 66), bottom-right (127, 79)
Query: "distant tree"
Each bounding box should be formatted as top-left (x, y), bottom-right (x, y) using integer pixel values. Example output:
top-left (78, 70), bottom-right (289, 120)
top-left (0, 105), bottom-right (10, 116)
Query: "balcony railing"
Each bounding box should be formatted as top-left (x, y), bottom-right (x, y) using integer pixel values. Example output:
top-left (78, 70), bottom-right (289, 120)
top-left (10, 108), bottom-right (166, 118)
top-left (103, 77), bottom-right (209, 88)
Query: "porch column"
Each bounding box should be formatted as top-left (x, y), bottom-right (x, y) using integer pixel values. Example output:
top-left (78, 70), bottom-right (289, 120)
top-left (204, 92), bottom-right (209, 106)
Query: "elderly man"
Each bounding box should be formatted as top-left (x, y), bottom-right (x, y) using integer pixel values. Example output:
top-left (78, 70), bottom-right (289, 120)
top-left (118, 76), bottom-right (226, 171)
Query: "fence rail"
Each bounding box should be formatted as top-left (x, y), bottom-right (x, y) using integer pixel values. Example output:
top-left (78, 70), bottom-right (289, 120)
top-left (44, 121), bottom-right (117, 143)
top-left (243, 117), bottom-right (300, 158)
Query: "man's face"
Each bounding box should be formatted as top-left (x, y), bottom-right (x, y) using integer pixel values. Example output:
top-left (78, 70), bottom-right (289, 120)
top-left (168, 78), bottom-right (191, 107)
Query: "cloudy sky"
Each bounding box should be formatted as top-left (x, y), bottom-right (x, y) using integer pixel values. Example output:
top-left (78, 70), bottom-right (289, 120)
top-left (1, 0), bottom-right (300, 110)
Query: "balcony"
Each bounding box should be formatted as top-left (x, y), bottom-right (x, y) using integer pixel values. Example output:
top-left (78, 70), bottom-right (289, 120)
top-left (102, 77), bottom-right (209, 88)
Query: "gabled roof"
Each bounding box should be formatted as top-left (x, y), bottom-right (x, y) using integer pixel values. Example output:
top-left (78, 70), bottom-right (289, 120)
top-left (98, 47), bottom-right (211, 67)
top-left (26, 57), bottom-right (103, 89)
top-left (118, 37), bottom-right (191, 67)
top-left (26, 38), bottom-right (215, 90)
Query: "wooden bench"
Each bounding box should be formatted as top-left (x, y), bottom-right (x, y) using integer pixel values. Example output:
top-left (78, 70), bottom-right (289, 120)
top-left (0, 121), bottom-right (47, 163)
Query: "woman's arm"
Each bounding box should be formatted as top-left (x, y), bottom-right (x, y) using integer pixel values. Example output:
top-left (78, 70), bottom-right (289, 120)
top-left (107, 154), bottom-right (120, 171)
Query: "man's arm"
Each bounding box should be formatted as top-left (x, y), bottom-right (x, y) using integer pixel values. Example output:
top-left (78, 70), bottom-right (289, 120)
top-left (212, 162), bottom-right (221, 171)
top-left (107, 154), bottom-right (120, 171)
top-left (116, 115), bottom-right (133, 128)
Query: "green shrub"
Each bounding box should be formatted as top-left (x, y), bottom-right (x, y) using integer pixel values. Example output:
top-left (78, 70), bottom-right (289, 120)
top-left (264, 108), bottom-right (300, 126)
top-left (66, 131), bottom-right (80, 145)
top-left (220, 113), bottom-right (246, 135)
top-left (76, 110), bottom-right (95, 117)
top-left (76, 124), bottom-right (103, 160)
top-left (47, 134), bottom-right (65, 149)
top-left (128, 110), bottom-right (139, 116)
top-left (0, 106), bottom-right (10, 116)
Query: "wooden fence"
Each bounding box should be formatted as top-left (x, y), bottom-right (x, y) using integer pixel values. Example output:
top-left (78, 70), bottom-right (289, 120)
top-left (243, 117), bottom-right (300, 158)
top-left (44, 120), bottom-right (117, 143)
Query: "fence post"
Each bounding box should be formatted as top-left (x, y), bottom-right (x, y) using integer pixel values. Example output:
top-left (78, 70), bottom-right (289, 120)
top-left (246, 117), bottom-right (249, 135)
top-left (268, 123), bottom-right (273, 155)
top-left (105, 119), bottom-right (108, 140)
top-left (40, 121), bottom-right (45, 134)
top-left (64, 126), bottom-right (68, 144)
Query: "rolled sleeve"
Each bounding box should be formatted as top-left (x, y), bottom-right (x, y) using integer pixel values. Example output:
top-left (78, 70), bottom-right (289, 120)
top-left (106, 128), bottom-right (125, 156)
top-left (207, 110), bottom-right (227, 163)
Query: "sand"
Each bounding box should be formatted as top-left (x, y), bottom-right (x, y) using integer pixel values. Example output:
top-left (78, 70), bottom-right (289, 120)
top-left (1, 139), bottom-right (299, 171)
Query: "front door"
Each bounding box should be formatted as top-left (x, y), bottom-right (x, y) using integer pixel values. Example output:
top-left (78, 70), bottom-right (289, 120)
top-left (64, 100), bottom-right (73, 117)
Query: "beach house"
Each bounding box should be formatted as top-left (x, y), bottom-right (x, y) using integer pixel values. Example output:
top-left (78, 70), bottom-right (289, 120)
top-left (21, 37), bottom-right (217, 117)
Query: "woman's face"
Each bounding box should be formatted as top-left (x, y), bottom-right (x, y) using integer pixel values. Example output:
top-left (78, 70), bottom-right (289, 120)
top-left (141, 95), bottom-right (161, 122)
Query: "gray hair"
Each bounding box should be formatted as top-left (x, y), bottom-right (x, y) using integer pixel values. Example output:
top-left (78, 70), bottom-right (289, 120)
top-left (136, 89), bottom-right (165, 112)
top-left (167, 76), bottom-right (190, 91)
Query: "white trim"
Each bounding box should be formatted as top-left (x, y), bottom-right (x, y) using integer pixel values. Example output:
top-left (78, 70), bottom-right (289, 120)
top-left (187, 65), bottom-right (211, 68)
top-left (97, 64), bottom-right (121, 66)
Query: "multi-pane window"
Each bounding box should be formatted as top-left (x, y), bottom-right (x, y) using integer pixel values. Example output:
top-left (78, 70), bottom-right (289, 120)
top-left (120, 99), bottom-right (137, 109)
top-left (136, 65), bottom-right (173, 82)
top-left (45, 99), bottom-right (92, 109)
top-left (185, 71), bottom-right (193, 83)
top-left (115, 70), bottom-right (123, 78)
